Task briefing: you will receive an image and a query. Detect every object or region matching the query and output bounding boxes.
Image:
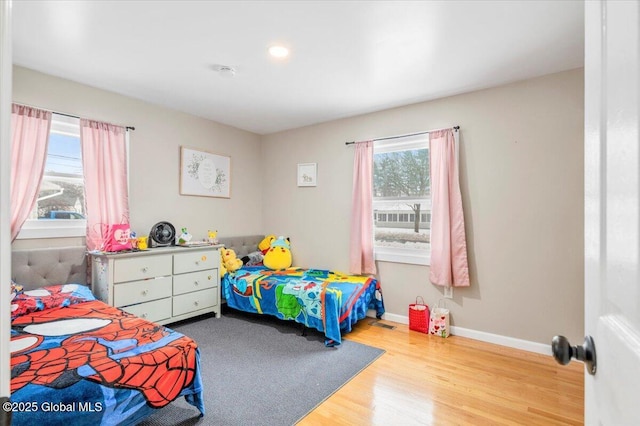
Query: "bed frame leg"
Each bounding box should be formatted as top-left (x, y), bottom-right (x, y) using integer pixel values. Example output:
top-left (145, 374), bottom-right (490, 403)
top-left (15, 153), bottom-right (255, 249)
top-left (300, 324), bottom-right (307, 336)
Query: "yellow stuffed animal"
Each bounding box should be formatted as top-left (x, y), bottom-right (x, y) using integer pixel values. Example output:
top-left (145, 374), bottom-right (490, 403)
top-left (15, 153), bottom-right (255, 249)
top-left (258, 234), bottom-right (276, 254)
top-left (221, 248), bottom-right (243, 274)
top-left (219, 251), bottom-right (228, 278)
top-left (263, 236), bottom-right (292, 270)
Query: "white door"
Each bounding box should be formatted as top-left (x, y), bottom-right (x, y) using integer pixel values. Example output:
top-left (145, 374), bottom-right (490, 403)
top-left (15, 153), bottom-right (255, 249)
top-left (584, 0), bottom-right (640, 424)
top-left (0, 0), bottom-right (12, 405)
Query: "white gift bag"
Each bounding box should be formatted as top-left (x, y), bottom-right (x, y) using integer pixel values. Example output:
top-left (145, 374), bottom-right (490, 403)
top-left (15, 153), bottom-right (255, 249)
top-left (428, 299), bottom-right (450, 338)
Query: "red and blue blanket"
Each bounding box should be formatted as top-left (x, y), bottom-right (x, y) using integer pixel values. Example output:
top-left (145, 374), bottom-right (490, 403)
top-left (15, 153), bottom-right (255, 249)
top-left (10, 284), bottom-right (204, 426)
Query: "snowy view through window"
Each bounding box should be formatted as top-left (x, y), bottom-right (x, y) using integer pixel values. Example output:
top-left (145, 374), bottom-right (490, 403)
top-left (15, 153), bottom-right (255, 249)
top-left (34, 114), bottom-right (85, 220)
top-left (373, 135), bottom-right (430, 262)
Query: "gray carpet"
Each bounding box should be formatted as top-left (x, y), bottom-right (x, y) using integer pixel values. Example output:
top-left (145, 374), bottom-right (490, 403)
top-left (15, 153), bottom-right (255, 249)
top-left (140, 309), bottom-right (385, 426)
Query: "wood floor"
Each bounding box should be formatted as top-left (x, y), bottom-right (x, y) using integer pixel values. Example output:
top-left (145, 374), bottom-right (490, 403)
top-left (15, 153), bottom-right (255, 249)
top-left (298, 319), bottom-right (584, 426)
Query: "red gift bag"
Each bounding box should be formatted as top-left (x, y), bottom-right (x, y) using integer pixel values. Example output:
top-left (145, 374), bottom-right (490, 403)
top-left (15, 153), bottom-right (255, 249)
top-left (409, 296), bottom-right (430, 333)
top-left (103, 223), bottom-right (132, 252)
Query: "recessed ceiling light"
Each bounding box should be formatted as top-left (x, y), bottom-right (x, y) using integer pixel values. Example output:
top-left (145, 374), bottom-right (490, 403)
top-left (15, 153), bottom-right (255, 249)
top-left (268, 45), bottom-right (289, 58)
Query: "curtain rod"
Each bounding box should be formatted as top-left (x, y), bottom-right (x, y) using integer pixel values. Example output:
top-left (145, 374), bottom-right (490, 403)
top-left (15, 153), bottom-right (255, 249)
top-left (14, 102), bottom-right (135, 131)
top-left (345, 125), bottom-right (459, 145)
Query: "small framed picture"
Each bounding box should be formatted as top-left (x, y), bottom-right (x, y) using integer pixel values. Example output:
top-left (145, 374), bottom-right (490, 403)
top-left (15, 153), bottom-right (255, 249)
top-left (297, 163), bottom-right (317, 187)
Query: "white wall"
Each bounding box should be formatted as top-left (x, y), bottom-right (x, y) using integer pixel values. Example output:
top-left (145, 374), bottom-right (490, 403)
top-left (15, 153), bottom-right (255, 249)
top-left (11, 65), bottom-right (585, 346)
top-left (261, 69), bottom-right (585, 345)
top-left (11, 66), bottom-right (263, 249)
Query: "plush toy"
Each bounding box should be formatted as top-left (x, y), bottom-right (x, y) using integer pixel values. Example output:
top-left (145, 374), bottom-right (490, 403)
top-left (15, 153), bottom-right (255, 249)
top-left (263, 236), bottom-right (292, 270)
top-left (240, 251), bottom-right (264, 266)
top-left (221, 248), bottom-right (243, 274)
top-left (178, 228), bottom-right (192, 245)
top-left (137, 236), bottom-right (148, 250)
top-left (240, 234), bottom-right (276, 266)
top-left (219, 251), bottom-right (228, 278)
top-left (208, 230), bottom-right (219, 245)
top-left (258, 235), bottom-right (276, 254)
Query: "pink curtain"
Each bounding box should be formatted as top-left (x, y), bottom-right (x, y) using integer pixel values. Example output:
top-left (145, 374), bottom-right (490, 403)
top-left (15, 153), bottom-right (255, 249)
top-left (429, 129), bottom-right (470, 287)
top-left (10, 104), bottom-right (52, 241)
top-left (81, 119), bottom-right (129, 251)
top-left (349, 141), bottom-right (377, 275)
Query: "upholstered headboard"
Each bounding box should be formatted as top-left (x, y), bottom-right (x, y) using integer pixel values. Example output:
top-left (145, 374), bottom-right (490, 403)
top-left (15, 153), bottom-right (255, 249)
top-left (217, 235), bottom-right (264, 258)
top-left (11, 246), bottom-right (88, 289)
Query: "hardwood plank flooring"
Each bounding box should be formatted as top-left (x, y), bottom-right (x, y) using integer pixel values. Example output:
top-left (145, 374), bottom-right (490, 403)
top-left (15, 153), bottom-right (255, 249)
top-left (298, 319), bottom-right (584, 425)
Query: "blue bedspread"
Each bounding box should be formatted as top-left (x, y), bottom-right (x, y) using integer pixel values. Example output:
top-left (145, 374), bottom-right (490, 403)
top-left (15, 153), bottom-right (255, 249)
top-left (10, 284), bottom-right (204, 425)
top-left (222, 266), bottom-right (384, 346)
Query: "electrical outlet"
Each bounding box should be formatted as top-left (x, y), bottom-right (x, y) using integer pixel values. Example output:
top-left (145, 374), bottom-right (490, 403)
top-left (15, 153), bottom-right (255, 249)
top-left (443, 286), bottom-right (453, 299)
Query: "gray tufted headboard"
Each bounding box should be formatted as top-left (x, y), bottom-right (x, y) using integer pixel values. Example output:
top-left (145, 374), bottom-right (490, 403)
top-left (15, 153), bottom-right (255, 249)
top-left (217, 235), bottom-right (264, 258)
top-left (11, 246), bottom-right (88, 290)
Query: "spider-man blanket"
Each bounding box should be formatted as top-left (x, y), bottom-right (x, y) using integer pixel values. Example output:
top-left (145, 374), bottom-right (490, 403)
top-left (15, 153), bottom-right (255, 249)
top-left (222, 266), bottom-right (385, 346)
top-left (10, 299), bottom-right (204, 426)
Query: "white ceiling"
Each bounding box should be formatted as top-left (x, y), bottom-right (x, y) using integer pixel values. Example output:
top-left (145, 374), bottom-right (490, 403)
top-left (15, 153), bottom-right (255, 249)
top-left (12, 1), bottom-right (584, 135)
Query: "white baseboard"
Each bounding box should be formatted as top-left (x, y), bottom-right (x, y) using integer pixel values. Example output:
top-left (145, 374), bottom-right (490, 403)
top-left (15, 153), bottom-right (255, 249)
top-left (373, 313), bottom-right (551, 356)
top-left (381, 312), bottom-right (409, 324)
top-left (451, 326), bottom-right (552, 355)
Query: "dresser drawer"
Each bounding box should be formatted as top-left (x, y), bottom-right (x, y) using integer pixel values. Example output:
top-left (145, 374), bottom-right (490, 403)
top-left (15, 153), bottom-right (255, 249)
top-left (114, 254), bottom-right (172, 283)
top-left (173, 269), bottom-right (217, 296)
top-left (121, 297), bottom-right (172, 323)
top-left (173, 250), bottom-right (218, 274)
top-left (172, 289), bottom-right (217, 317)
top-left (114, 276), bottom-right (172, 307)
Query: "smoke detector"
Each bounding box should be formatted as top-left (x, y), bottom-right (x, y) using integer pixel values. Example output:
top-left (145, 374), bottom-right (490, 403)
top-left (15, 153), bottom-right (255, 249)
top-left (213, 65), bottom-right (236, 78)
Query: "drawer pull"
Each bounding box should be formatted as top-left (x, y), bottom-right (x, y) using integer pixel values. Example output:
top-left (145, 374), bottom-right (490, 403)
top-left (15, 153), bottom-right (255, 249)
top-left (194, 281), bottom-right (199, 286)
top-left (142, 290), bottom-right (149, 296)
top-left (194, 301), bottom-right (199, 306)
top-left (141, 313), bottom-right (148, 318)
top-left (141, 267), bottom-right (149, 273)
top-left (195, 260), bottom-right (200, 265)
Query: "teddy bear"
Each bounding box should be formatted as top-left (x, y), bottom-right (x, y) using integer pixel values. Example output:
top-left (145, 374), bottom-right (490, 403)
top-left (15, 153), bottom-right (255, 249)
top-left (221, 248), bottom-right (243, 275)
top-left (263, 236), bottom-right (292, 270)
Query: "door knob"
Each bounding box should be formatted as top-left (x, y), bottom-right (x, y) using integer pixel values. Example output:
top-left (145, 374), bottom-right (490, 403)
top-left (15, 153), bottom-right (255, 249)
top-left (551, 335), bottom-right (597, 375)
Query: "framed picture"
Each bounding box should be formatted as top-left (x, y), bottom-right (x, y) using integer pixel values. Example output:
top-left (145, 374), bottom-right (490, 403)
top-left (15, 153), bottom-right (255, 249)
top-left (297, 163), bottom-right (317, 187)
top-left (180, 146), bottom-right (231, 198)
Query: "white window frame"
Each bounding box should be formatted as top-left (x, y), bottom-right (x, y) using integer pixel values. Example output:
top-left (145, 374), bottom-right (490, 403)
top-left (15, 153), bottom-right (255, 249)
top-left (373, 134), bottom-right (431, 266)
top-left (16, 114), bottom-right (85, 239)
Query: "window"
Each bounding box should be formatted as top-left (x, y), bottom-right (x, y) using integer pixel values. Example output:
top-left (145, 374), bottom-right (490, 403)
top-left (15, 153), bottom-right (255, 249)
top-left (373, 133), bottom-right (430, 265)
top-left (17, 114), bottom-right (86, 239)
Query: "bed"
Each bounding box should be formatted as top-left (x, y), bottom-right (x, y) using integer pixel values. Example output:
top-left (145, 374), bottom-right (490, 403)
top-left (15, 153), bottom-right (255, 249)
top-left (219, 235), bottom-right (385, 346)
top-left (9, 246), bottom-right (205, 426)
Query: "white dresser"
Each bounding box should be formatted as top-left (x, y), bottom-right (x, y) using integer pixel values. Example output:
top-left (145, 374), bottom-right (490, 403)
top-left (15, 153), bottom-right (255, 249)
top-left (90, 245), bottom-right (222, 325)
